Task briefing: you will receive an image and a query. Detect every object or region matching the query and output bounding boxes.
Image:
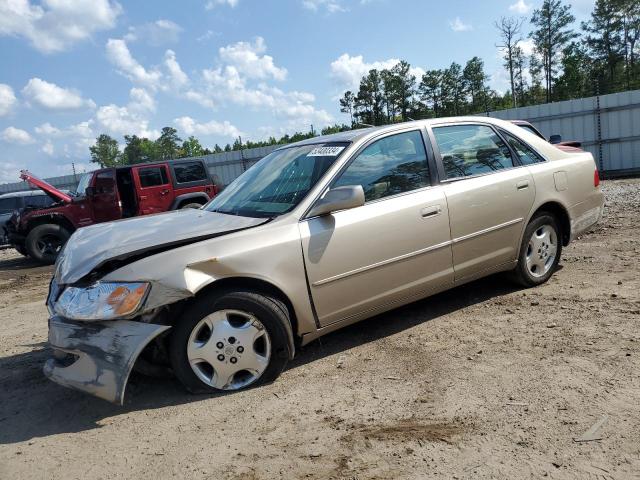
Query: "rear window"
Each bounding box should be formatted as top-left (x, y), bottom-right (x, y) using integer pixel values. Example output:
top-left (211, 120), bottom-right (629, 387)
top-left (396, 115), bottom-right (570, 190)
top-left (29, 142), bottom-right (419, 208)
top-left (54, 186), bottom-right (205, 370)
top-left (0, 197), bottom-right (20, 214)
top-left (174, 162), bottom-right (208, 183)
top-left (139, 167), bottom-right (169, 187)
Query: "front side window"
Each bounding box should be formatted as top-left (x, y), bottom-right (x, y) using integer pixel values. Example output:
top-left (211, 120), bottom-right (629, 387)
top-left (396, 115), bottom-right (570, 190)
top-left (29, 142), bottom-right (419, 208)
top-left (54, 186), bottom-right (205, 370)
top-left (174, 162), bottom-right (208, 183)
top-left (138, 167), bottom-right (169, 188)
top-left (502, 131), bottom-right (545, 165)
top-left (205, 143), bottom-right (347, 218)
top-left (333, 130), bottom-right (430, 202)
top-left (433, 124), bottom-right (514, 179)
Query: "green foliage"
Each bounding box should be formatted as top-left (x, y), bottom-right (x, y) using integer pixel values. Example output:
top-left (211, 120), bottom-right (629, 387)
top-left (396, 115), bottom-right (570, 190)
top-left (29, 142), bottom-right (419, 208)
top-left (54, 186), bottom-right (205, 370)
top-left (89, 134), bottom-right (122, 168)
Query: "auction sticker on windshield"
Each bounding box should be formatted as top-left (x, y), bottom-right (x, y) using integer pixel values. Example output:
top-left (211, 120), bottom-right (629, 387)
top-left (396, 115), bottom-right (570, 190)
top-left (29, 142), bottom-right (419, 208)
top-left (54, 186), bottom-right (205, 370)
top-left (308, 146), bottom-right (345, 157)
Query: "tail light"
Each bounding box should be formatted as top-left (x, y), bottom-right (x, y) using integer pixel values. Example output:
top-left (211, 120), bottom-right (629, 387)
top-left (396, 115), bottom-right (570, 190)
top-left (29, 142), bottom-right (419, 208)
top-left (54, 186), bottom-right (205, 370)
top-left (594, 167), bottom-right (600, 187)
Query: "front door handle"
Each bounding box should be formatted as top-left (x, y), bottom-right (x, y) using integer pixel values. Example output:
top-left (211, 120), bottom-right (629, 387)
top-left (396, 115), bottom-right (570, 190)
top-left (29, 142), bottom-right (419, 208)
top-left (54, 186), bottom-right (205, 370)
top-left (421, 205), bottom-right (442, 218)
top-left (516, 181), bottom-right (530, 190)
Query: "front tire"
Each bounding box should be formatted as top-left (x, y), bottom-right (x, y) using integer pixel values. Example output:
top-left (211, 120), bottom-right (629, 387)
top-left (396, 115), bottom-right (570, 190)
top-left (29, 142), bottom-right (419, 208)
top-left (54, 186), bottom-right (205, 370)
top-left (25, 224), bottom-right (70, 264)
top-left (512, 213), bottom-right (562, 287)
top-left (181, 202), bottom-right (203, 209)
top-left (169, 290), bottom-right (293, 394)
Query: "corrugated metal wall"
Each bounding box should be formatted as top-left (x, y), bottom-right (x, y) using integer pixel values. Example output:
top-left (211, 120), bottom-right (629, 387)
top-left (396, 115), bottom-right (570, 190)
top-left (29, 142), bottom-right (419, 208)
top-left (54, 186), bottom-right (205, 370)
top-left (0, 145), bottom-right (279, 195)
top-left (487, 89), bottom-right (640, 176)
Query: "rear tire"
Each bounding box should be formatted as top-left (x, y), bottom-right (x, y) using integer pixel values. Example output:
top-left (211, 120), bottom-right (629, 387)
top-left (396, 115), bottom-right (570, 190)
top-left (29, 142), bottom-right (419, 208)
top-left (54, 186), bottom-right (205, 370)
top-left (512, 213), bottom-right (562, 287)
top-left (169, 289), bottom-right (293, 394)
top-left (25, 224), bottom-right (70, 265)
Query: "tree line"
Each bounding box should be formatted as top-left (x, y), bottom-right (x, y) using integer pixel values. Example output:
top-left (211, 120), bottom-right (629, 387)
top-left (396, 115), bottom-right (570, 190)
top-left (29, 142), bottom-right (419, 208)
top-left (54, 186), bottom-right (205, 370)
top-left (89, 125), bottom-right (352, 167)
top-left (340, 0), bottom-right (639, 125)
top-left (90, 0), bottom-right (639, 168)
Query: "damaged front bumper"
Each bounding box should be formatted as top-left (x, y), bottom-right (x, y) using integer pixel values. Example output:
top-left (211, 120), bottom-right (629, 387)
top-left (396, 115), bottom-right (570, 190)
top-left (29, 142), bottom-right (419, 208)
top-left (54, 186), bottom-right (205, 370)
top-left (44, 316), bottom-right (170, 405)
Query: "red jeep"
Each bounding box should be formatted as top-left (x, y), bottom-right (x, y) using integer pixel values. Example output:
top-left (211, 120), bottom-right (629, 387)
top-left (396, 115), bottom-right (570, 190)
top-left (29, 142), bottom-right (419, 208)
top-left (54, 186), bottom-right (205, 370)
top-left (8, 159), bottom-right (217, 264)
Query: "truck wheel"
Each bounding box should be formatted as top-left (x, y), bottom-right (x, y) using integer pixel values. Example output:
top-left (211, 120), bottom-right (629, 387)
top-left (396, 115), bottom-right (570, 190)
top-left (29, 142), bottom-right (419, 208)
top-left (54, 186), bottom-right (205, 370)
top-left (169, 289), bottom-right (293, 394)
top-left (25, 224), bottom-right (70, 265)
top-left (181, 202), bottom-right (203, 209)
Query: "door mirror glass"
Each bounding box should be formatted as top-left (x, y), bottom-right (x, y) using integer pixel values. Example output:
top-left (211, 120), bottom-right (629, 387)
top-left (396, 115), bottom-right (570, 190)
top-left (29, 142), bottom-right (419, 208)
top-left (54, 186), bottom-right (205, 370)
top-left (549, 134), bottom-right (562, 144)
top-left (308, 185), bottom-right (365, 217)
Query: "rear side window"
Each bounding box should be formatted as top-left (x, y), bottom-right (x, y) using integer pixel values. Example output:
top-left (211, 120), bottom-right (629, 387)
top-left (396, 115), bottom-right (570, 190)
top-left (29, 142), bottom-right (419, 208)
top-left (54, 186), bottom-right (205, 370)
top-left (502, 131), bottom-right (545, 165)
top-left (24, 195), bottom-right (54, 208)
top-left (173, 162), bottom-right (208, 183)
top-left (0, 197), bottom-right (19, 214)
top-left (138, 167), bottom-right (169, 187)
top-left (432, 124), bottom-right (515, 179)
top-left (334, 130), bottom-right (430, 202)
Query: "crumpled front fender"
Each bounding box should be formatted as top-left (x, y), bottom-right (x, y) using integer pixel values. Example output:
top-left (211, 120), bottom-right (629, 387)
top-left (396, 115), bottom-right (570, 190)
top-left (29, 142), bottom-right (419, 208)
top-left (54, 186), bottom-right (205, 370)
top-left (44, 316), bottom-right (170, 405)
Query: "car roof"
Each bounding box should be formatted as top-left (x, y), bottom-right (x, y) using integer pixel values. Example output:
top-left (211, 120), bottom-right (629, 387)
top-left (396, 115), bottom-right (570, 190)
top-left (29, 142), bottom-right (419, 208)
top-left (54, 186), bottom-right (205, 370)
top-left (0, 189), bottom-right (71, 199)
top-left (281, 116), bottom-right (519, 149)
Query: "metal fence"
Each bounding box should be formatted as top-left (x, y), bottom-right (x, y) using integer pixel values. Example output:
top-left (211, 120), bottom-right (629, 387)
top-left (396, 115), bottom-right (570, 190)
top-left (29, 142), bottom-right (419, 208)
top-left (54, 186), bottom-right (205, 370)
top-left (0, 145), bottom-right (279, 195)
top-left (487, 89), bottom-right (640, 177)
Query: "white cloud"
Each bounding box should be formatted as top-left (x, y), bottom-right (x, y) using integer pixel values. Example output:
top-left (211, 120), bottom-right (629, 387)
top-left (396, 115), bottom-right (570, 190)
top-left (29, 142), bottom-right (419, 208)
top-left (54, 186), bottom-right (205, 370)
top-left (41, 140), bottom-right (54, 155)
top-left (197, 29), bottom-right (218, 42)
top-left (330, 53), bottom-right (425, 93)
top-left (35, 122), bottom-right (62, 137)
top-left (449, 17), bottom-right (472, 32)
top-left (106, 38), bottom-right (162, 88)
top-left (124, 19), bottom-right (182, 46)
top-left (174, 116), bottom-right (241, 138)
top-left (0, 0), bottom-right (122, 54)
top-left (22, 77), bottom-right (95, 110)
top-left (1, 126), bottom-right (35, 145)
top-left (218, 37), bottom-right (287, 81)
top-left (96, 104), bottom-right (157, 138)
top-left (518, 38), bottom-right (535, 56)
top-left (128, 87), bottom-right (156, 112)
top-left (164, 50), bottom-right (189, 87)
top-left (302, 0), bottom-right (346, 13)
top-left (0, 84), bottom-right (17, 116)
top-left (509, 0), bottom-right (532, 14)
top-left (205, 0), bottom-right (239, 8)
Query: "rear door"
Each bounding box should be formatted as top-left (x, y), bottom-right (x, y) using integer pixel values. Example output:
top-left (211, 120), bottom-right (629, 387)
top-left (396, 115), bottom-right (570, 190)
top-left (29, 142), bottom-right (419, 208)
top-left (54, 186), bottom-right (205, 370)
top-left (429, 123), bottom-right (535, 282)
top-left (300, 129), bottom-right (454, 326)
top-left (133, 164), bottom-right (174, 215)
top-left (91, 169), bottom-right (122, 222)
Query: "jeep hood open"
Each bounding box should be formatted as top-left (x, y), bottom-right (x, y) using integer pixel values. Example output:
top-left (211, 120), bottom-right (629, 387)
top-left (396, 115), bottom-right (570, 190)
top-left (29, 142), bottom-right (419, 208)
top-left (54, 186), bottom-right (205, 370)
top-left (55, 208), bottom-right (269, 285)
top-left (20, 170), bottom-right (73, 203)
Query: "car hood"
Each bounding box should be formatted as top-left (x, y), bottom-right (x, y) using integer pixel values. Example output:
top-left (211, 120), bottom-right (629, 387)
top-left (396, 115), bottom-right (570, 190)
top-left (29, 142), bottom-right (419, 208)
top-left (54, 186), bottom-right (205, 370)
top-left (20, 170), bottom-right (73, 204)
top-left (55, 208), bottom-right (269, 285)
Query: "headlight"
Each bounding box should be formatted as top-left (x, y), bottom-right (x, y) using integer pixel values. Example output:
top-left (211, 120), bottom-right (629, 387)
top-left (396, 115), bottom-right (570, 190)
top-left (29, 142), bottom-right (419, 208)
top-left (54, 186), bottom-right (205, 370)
top-left (54, 282), bottom-right (150, 321)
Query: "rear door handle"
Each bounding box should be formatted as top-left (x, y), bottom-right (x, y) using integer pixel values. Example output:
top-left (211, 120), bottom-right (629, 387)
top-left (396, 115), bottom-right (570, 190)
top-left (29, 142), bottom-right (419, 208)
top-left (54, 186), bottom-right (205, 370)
top-left (516, 181), bottom-right (529, 190)
top-left (421, 205), bottom-right (442, 218)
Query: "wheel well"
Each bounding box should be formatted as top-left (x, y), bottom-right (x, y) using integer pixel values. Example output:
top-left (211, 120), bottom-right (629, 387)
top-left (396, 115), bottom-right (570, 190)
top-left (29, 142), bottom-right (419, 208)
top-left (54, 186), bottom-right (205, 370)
top-left (176, 196), bottom-right (207, 209)
top-left (26, 215), bottom-right (75, 235)
top-left (532, 202), bottom-right (571, 246)
top-left (194, 277), bottom-right (300, 341)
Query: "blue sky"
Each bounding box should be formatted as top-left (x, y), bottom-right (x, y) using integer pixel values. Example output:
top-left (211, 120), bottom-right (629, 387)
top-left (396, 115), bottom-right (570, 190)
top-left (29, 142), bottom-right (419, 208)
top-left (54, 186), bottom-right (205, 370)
top-left (0, 0), bottom-right (596, 182)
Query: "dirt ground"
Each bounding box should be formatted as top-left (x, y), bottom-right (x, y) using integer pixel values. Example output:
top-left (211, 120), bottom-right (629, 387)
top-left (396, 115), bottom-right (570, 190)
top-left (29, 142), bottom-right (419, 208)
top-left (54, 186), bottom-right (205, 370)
top-left (0, 179), bottom-right (639, 480)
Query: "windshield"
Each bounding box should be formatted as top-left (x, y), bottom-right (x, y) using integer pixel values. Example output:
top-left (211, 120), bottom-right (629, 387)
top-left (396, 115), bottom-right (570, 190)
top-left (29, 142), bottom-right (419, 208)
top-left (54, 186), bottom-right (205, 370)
top-left (205, 143), bottom-right (348, 218)
top-left (75, 173), bottom-right (92, 196)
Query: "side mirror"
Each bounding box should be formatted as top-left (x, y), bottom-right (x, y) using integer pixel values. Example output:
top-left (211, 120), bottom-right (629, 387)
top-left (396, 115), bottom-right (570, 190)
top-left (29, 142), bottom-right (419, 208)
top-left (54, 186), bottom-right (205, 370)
top-left (308, 185), bottom-right (365, 218)
top-left (85, 186), bottom-right (96, 196)
top-left (549, 134), bottom-right (562, 144)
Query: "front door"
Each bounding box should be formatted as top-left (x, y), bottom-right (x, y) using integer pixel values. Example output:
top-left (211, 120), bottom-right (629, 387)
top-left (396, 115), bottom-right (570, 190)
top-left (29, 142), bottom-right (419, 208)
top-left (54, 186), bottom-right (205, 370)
top-left (133, 164), bottom-right (174, 215)
top-left (91, 169), bottom-right (122, 222)
top-left (430, 123), bottom-right (536, 282)
top-left (300, 129), bottom-right (454, 327)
